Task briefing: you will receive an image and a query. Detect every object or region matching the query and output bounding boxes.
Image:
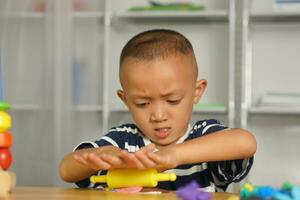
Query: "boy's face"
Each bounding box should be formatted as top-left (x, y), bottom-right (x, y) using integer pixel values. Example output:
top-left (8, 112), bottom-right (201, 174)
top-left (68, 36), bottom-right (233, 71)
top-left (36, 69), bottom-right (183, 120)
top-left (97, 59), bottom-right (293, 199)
top-left (118, 55), bottom-right (207, 148)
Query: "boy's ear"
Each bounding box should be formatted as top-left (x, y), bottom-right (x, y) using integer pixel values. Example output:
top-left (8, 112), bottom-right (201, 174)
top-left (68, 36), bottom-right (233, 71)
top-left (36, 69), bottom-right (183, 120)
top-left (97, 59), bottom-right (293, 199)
top-left (117, 90), bottom-right (128, 106)
top-left (193, 79), bottom-right (207, 104)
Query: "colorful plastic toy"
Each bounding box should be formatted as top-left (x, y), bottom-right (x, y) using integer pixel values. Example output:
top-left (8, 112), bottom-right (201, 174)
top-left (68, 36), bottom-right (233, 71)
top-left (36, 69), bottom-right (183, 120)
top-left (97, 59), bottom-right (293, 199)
top-left (90, 168), bottom-right (176, 188)
top-left (0, 131), bottom-right (12, 148)
top-left (176, 181), bottom-right (211, 200)
top-left (0, 49), bottom-right (15, 196)
top-left (240, 182), bottom-right (300, 200)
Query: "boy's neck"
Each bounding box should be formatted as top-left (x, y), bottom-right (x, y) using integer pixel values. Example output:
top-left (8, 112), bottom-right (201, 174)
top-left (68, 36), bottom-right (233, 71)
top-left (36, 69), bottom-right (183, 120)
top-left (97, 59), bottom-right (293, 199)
top-left (154, 124), bottom-right (191, 150)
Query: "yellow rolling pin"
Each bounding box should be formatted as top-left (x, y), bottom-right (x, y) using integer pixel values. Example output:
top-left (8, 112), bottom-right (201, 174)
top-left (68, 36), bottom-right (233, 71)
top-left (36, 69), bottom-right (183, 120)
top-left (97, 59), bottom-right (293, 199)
top-left (90, 169), bottom-right (176, 188)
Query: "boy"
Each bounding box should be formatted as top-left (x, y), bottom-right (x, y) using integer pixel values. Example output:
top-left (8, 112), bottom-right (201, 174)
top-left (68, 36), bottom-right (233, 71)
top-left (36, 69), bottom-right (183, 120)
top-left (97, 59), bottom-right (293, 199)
top-left (59, 29), bottom-right (256, 191)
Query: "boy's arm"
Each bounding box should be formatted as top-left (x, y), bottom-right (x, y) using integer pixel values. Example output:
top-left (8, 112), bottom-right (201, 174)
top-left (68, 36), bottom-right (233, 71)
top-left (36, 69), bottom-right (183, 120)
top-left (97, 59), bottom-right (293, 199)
top-left (147, 128), bottom-right (256, 171)
top-left (173, 128), bottom-right (256, 165)
top-left (59, 145), bottom-right (145, 183)
top-left (59, 146), bottom-right (118, 183)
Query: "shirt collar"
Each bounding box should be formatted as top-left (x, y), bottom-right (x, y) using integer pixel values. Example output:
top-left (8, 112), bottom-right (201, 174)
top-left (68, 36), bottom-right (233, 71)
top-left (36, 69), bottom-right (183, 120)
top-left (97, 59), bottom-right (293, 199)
top-left (142, 124), bottom-right (192, 148)
top-left (175, 124), bottom-right (192, 144)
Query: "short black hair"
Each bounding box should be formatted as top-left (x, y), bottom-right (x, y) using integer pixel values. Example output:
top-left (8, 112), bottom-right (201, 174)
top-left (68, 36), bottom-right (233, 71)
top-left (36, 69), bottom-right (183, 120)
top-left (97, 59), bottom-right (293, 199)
top-left (120, 29), bottom-right (196, 65)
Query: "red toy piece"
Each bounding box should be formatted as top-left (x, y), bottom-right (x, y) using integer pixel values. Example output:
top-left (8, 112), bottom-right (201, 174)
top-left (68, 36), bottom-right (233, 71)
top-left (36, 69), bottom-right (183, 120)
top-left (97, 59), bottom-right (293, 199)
top-left (0, 149), bottom-right (12, 170)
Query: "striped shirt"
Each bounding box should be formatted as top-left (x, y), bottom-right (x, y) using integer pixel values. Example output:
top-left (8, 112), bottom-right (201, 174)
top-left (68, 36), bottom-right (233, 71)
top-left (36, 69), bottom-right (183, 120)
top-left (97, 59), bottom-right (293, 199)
top-left (74, 119), bottom-right (253, 191)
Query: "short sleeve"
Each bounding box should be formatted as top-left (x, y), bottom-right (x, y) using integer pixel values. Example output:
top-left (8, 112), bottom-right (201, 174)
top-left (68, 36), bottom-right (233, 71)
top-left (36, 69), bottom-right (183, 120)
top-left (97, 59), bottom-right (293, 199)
top-left (191, 119), bottom-right (254, 191)
top-left (72, 130), bottom-right (123, 188)
top-left (73, 142), bottom-right (99, 188)
top-left (73, 124), bottom-right (140, 188)
top-left (208, 157), bottom-right (253, 191)
top-left (190, 119), bottom-right (228, 137)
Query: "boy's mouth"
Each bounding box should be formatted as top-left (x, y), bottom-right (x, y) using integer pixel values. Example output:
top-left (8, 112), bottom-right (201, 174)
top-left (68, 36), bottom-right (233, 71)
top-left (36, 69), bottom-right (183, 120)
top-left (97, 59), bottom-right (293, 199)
top-left (154, 127), bottom-right (171, 139)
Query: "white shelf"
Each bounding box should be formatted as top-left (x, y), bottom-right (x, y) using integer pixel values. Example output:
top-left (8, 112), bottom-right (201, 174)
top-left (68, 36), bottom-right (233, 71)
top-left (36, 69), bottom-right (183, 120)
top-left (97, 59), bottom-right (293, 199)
top-left (11, 12), bottom-right (104, 19)
top-left (248, 106), bottom-right (300, 115)
top-left (250, 11), bottom-right (300, 22)
top-left (74, 105), bottom-right (103, 112)
top-left (10, 104), bottom-right (103, 112)
top-left (110, 107), bottom-right (129, 113)
top-left (73, 12), bottom-right (104, 19)
top-left (10, 104), bottom-right (40, 111)
top-left (193, 107), bottom-right (227, 114)
top-left (13, 12), bottom-right (45, 18)
top-left (114, 10), bottom-right (228, 21)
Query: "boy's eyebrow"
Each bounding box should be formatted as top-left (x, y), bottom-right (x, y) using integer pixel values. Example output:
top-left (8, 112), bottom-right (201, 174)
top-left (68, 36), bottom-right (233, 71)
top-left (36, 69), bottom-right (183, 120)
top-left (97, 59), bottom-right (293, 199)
top-left (161, 90), bottom-right (185, 97)
top-left (130, 94), bottom-right (151, 99)
top-left (161, 92), bottom-right (179, 98)
top-left (129, 90), bottom-right (184, 99)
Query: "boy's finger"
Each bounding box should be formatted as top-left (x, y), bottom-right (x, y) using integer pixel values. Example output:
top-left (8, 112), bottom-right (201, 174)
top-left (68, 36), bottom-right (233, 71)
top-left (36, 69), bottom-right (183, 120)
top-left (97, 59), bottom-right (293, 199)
top-left (120, 151), bottom-right (144, 169)
top-left (147, 153), bottom-right (168, 172)
top-left (86, 153), bottom-right (111, 170)
top-left (73, 154), bottom-right (88, 165)
top-left (140, 143), bottom-right (156, 153)
top-left (100, 154), bottom-right (123, 167)
top-left (147, 152), bottom-right (165, 165)
top-left (134, 150), bottom-right (156, 168)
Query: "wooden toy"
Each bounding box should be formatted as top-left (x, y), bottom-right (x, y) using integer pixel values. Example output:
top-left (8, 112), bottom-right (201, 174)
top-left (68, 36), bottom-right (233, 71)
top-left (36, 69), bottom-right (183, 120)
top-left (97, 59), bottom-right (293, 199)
top-left (0, 167), bottom-right (16, 197)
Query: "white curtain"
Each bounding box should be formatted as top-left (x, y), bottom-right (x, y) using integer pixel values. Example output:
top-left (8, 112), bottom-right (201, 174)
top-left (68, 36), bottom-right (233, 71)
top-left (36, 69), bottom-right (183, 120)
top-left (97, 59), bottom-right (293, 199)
top-left (0, 0), bottom-right (76, 186)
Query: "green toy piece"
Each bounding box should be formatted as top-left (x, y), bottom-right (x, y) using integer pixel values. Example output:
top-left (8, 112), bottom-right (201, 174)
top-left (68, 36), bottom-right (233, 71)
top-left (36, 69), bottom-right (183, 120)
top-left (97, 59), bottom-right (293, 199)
top-left (282, 181), bottom-right (293, 191)
top-left (0, 101), bottom-right (10, 111)
top-left (129, 1), bottom-right (204, 12)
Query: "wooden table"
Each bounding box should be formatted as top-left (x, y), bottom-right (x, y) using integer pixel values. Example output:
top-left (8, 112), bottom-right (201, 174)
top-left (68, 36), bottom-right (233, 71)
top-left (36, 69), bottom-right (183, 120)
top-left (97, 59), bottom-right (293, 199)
top-left (2, 187), bottom-right (238, 200)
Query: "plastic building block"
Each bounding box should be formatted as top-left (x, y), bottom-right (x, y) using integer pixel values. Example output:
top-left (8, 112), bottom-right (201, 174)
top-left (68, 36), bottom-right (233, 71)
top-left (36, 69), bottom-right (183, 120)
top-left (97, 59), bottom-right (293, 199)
top-left (176, 181), bottom-right (211, 200)
top-left (282, 181), bottom-right (293, 191)
top-left (90, 169), bottom-right (176, 188)
top-left (240, 182), bottom-right (300, 200)
top-left (0, 101), bottom-right (10, 111)
top-left (0, 111), bottom-right (11, 132)
top-left (0, 132), bottom-right (12, 148)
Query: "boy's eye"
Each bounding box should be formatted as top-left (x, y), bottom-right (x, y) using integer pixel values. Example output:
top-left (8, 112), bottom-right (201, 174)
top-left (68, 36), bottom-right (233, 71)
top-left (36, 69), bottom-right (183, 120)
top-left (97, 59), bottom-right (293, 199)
top-left (135, 102), bottom-right (149, 108)
top-left (167, 100), bottom-right (181, 105)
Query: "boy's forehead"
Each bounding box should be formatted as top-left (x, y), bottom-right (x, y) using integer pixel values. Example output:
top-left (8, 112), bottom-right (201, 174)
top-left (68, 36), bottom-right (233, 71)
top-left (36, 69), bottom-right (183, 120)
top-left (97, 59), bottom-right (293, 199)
top-left (119, 55), bottom-right (198, 91)
top-left (120, 54), bottom-right (197, 77)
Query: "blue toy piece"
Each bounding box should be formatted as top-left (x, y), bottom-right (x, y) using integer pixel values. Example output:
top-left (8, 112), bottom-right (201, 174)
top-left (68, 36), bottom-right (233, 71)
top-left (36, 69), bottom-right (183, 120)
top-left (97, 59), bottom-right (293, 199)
top-left (290, 186), bottom-right (300, 200)
top-left (240, 182), bottom-right (300, 200)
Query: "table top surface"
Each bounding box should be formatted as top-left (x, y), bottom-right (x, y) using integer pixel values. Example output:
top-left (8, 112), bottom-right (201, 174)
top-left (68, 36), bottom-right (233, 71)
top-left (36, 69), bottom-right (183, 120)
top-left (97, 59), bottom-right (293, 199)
top-left (1, 187), bottom-right (238, 200)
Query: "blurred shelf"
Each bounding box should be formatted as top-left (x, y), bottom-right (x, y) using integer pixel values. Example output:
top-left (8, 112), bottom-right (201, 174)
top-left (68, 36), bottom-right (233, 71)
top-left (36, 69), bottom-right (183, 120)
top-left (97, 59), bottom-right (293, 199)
top-left (250, 11), bottom-right (300, 22)
top-left (11, 12), bottom-right (104, 19)
top-left (74, 105), bottom-right (103, 112)
top-left (10, 104), bottom-right (40, 111)
top-left (73, 12), bottom-right (104, 19)
top-left (10, 104), bottom-right (103, 112)
top-left (248, 106), bottom-right (300, 115)
top-left (110, 107), bottom-right (129, 113)
top-left (193, 107), bottom-right (227, 114)
top-left (13, 12), bottom-right (45, 18)
top-left (113, 10), bottom-right (228, 21)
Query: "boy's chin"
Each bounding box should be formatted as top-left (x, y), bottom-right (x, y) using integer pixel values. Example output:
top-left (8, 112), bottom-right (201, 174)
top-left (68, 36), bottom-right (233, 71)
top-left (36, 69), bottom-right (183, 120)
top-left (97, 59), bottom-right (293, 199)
top-left (152, 138), bottom-right (177, 147)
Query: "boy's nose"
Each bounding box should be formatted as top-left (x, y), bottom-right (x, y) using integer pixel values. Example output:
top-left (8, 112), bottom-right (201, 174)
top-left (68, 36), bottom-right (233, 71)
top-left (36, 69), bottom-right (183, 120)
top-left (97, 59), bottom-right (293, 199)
top-left (150, 106), bottom-right (167, 122)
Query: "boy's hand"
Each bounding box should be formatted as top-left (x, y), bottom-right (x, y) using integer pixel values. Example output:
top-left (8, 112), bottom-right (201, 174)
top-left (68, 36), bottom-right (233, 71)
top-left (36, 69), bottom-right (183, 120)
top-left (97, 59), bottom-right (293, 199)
top-left (73, 146), bottom-right (145, 170)
top-left (134, 144), bottom-right (179, 172)
top-left (73, 144), bottom-right (179, 172)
